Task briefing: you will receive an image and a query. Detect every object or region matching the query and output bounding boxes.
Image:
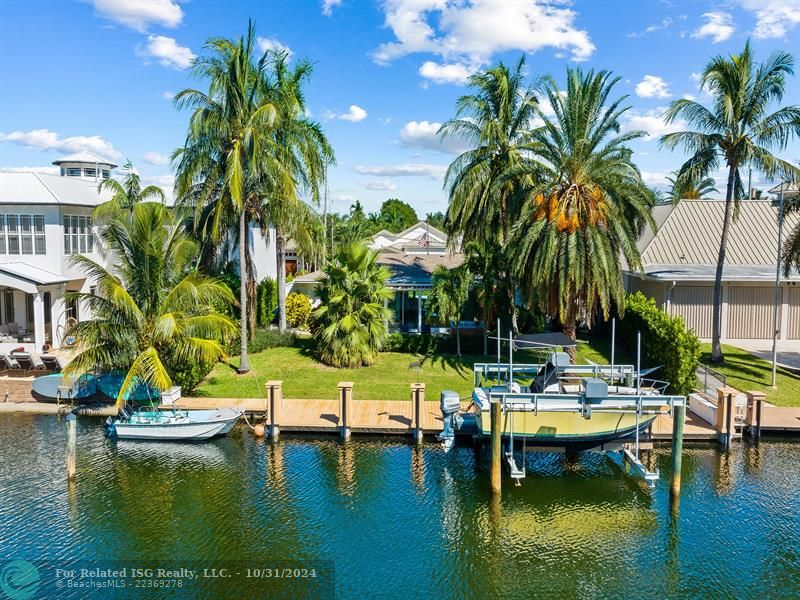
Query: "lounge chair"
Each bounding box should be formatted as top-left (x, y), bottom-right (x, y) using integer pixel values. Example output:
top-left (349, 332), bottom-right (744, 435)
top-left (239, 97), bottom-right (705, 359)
top-left (0, 354), bottom-right (20, 373)
top-left (40, 355), bottom-right (64, 372)
top-left (12, 353), bottom-right (46, 372)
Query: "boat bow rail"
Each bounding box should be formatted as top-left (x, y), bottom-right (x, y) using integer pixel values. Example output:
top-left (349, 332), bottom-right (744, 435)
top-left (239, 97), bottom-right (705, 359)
top-left (473, 362), bottom-right (637, 387)
top-left (487, 391), bottom-right (686, 416)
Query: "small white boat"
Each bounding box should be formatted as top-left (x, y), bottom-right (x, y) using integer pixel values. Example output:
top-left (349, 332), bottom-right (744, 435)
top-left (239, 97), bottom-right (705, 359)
top-left (106, 407), bottom-right (243, 441)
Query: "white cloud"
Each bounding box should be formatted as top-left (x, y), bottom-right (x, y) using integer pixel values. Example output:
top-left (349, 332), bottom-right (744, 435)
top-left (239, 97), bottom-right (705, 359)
top-left (323, 105), bottom-right (368, 122)
top-left (257, 37), bottom-right (293, 59)
top-left (640, 171), bottom-right (669, 188)
top-left (362, 180), bottom-right (397, 191)
top-left (399, 120), bottom-right (469, 154)
top-left (734, 0), bottom-right (800, 39)
top-left (418, 61), bottom-right (474, 84)
top-left (332, 192), bottom-right (357, 204)
top-left (141, 174), bottom-right (175, 188)
top-left (635, 75), bottom-right (671, 99)
top-left (0, 128), bottom-right (123, 159)
top-left (162, 91), bottom-right (175, 100)
top-left (91, 0), bottom-right (183, 32)
top-left (692, 11), bottom-right (735, 43)
top-left (622, 109), bottom-right (686, 141)
top-left (136, 35), bottom-right (195, 70)
top-left (628, 17), bottom-right (673, 38)
top-left (0, 165), bottom-right (60, 175)
top-left (373, 0), bottom-right (595, 83)
top-left (353, 163), bottom-right (447, 180)
top-left (142, 151), bottom-right (170, 166)
top-left (322, 0), bottom-right (342, 16)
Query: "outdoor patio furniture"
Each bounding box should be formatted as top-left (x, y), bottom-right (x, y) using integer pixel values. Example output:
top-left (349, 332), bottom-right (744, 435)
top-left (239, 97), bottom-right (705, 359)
top-left (12, 352), bottom-right (45, 372)
top-left (0, 354), bottom-right (20, 373)
top-left (40, 355), bottom-right (64, 372)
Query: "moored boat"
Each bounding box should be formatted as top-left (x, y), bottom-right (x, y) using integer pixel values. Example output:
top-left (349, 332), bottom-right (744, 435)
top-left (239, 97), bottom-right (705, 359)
top-left (106, 406), bottom-right (243, 441)
top-left (31, 373), bottom-right (100, 403)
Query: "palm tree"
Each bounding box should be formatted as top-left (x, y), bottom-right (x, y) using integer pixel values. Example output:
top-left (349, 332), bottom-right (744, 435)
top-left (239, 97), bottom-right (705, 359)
top-left (173, 21), bottom-right (283, 374)
top-left (257, 51), bottom-right (334, 333)
top-left (782, 185), bottom-right (800, 276)
top-left (63, 202), bottom-right (235, 406)
top-left (438, 57), bottom-right (539, 333)
top-left (312, 243), bottom-right (393, 368)
top-left (427, 265), bottom-right (473, 356)
top-left (95, 161), bottom-right (165, 219)
top-left (661, 41), bottom-right (800, 363)
top-left (665, 170), bottom-right (718, 202)
top-left (510, 68), bottom-right (655, 360)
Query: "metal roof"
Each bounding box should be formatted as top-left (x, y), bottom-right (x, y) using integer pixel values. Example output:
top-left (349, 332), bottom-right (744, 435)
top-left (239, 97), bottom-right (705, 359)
top-left (0, 171), bottom-right (113, 206)
top-left (52, 151), bottom-right (118, 168)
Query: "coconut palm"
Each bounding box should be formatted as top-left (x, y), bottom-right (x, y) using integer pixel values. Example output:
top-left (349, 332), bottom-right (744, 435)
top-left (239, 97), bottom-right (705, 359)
top-left (427, 265), bottom-right (473, 356)
top-left (665, 170), bottom-right (719, 202)
top-left (257, 51), bottom-right (334, 332)
top-left (661, 41), bottom-right (800, 362)
top-left (510, 68), bottom-right (655, 360)
top-left (95, 161), bottom-right (165, 219)
top-left (312, 243), bottom-right (393, 368)
top-left (173, 21), bottom-right (285, 374)
top-left (63, 202), bottom-right (235, 406)
top-left (438, 56), bottom-right (539, 333)
top-left (782, 186), bottom-right (800, 276)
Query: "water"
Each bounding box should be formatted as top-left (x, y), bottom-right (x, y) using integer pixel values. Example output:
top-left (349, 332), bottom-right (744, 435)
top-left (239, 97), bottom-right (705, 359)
top-left (1, 414), bottom-right (798, 599)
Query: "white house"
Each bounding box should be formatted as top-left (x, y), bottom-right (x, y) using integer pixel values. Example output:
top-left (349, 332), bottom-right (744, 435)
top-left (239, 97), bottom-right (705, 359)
top-left (0, 152), bottom-right (278, 353)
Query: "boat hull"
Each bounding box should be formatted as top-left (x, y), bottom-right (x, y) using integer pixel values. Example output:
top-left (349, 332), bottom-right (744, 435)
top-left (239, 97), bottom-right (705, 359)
top-left (110, 409), bottom-right (242, 441)
top-left (31, 374), bottom-right (99, 403)
top-left (475, 409), bottom-right (657, 450)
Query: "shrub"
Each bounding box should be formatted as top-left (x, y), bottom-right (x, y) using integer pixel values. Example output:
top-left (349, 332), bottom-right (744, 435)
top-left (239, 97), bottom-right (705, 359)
top-left (286, 292), bottom-right (312, 329)
top-left (384, 332), bottom-right (484, 355)
top-left (617, 291), bottom-right (701, 395)
top-left (248, 328), bottom-right (296, 354)
top-left (256, 278), bottom-right (278, 326)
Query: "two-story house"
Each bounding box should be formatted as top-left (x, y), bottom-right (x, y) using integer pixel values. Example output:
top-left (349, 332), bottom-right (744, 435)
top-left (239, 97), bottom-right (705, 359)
top-left (0, 152), bottom-right (278, 353)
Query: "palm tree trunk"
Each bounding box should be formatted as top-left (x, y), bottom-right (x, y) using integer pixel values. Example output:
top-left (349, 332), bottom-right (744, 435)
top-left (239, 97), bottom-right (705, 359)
top-left (238, 210), bottom-right (250, 374)
top-left (276, 228), bottom-right (287, 332)
top-left (711, 164), bottom-right (737, 363)
top-left (562, 317), bottom-right (577, 364)
top-left (456, 322), bottom-right (461, 357)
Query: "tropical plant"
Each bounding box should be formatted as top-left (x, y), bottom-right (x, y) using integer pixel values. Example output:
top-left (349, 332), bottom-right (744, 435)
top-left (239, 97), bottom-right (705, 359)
top-left (285, 292), bottom-right (312, 329)
top-left (781, 185), bottom-right (800, 276)
top-left (661, 41), bottom-right (800, 362)
top-left (665, 170), bottom-right (719, 201)
top-left (438, 57), bottom-right (539, 333)
top-left (256, 277), bottom-right (278, 326)
top-left (173, 21), bottom-right (283, 374)
top-left (427, 265), bottom-right (473, 356)
top-left (377, 199), bottom-right (418, 232)
top-left (63, 202), bottom-right (235, 405)
top-left (510, 67), bottom-right (655, 360)
top-left (312, 243), bottom-right (393, 368)
top-left (95, 161), bottom-right (165, 219)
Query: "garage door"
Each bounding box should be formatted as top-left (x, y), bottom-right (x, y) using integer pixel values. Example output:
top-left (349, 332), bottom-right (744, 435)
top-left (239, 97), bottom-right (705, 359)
top-left (727, 287), bottom-right (778, 340)
top-left (670, 286), bottom-right (713, 338)
top-left (789, 287), bottom-right (800, 340)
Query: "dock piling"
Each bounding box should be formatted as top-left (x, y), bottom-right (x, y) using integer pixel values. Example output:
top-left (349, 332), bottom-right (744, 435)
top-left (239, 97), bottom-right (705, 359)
top-left (266, 380), bottom-right (283, 441)
top-left (411, 383), bottom-right (425, 444)
top-left (338, 382), bottom-right (354, 440)
top-left (490, 400), bottom-right (501, 494)
top-left (65, 413), bottom-right (76, 481)
top-left (670, 402), bottom-right (685, 498)
top-left (715, 387), bottom-right (736, 449)
top-left (745, 391), bottom-right (765, 439)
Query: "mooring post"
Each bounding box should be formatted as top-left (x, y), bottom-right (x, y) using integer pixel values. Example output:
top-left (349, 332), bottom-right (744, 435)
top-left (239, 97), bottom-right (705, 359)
top-left (411, 383), bottom-right (425, 444)
top-left (745, 391), bottom-right (766, 439)
top-left (670, 401), bottom-right (685, 498)
top-left (715, 387), bottom-right (736, 449)
top-left (490, 400), bottom-right (502, 494)
top-left (266, 380), bottom-right (283, 441)
top-left (65, 413), bottom-right (77, 481)
top-left (338, 381), bottom-right (354, 440)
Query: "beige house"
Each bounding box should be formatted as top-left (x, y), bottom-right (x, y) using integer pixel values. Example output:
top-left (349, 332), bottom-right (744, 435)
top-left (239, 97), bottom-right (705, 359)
top-left (625, 197), bottom-right (800, 343)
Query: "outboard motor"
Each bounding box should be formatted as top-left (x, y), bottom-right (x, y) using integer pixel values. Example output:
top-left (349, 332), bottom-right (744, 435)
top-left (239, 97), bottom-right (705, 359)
top-left (438, 390), bottom-right (461, 451)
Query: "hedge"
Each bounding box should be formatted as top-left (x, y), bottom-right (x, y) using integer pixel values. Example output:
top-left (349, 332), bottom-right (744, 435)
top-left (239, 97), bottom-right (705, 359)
top-left (617, 291), bottom-right (700, 395)
top-left (384, 332), bottom-right (485, 355)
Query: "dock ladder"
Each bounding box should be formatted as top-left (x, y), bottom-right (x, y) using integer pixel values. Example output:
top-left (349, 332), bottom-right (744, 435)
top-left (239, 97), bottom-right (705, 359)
top-left (504, 405), bottom-right (526, 485)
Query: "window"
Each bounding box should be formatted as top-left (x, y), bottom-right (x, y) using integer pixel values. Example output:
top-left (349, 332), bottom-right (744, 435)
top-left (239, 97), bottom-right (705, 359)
top-left (65, 297), bottom-right (78, 321)
top-left (6, 215), bottom-right (19, 254)
top-left (83, 168), bottom-right (97, 178)
top-left (64, 214), bottom-right (93, 254)
top-left (101, 169), bottom-right (110, 179)
top-left (34, 215), bottom-right (45, 254)
top-left (66, 168), bottom-right (81, 177)
top-left (20, 215), bottom-right (32, 254)
top-left (4, 290), bottom-right (13, 324)
top-left (0, 214), bottom-right (45, 255)
top-left (0, 215), bottom-right (5, 255)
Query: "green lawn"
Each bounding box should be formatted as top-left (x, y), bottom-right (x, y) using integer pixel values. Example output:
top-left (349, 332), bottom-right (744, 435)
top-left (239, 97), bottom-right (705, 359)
top-left (197, 339), bottom-right (482, 401)
top-left (700, 344), bottom-right (800, 407)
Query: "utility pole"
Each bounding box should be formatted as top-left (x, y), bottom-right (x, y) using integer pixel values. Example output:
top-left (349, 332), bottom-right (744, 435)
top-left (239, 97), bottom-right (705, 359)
top-left (771, 181), bottom-right (786, 388)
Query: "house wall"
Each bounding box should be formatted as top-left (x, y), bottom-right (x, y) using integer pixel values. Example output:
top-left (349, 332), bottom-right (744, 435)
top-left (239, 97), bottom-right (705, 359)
top-left (670, 285), bottom-right (713, 339)
top-left (789, 287), bottom-right (800, 340)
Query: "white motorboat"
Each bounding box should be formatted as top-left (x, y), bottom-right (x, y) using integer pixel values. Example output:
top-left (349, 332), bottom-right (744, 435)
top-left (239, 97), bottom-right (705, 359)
top-left (106, 407), bottom-right (243, 441)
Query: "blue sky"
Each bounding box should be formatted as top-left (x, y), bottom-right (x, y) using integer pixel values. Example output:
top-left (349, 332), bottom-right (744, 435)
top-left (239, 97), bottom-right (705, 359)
top-left (1, 0), bottom-right (799, 216)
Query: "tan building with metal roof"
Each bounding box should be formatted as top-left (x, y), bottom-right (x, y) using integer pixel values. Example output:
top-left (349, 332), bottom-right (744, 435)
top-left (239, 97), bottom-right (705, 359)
top-left (625, 198), bottom-right (800, 343)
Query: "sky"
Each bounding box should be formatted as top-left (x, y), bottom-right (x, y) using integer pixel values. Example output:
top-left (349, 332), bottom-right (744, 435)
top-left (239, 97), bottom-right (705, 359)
top-left (1, 0), bottom-right (799, 217)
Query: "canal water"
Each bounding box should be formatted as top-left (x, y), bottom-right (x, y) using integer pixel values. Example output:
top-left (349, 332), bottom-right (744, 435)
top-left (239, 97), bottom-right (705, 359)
top-left (1, 414), bottom-right (798, 599)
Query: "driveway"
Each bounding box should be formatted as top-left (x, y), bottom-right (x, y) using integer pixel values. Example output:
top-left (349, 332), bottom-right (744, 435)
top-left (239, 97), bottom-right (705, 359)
top-left (733, 341), bottom-right (800, 371)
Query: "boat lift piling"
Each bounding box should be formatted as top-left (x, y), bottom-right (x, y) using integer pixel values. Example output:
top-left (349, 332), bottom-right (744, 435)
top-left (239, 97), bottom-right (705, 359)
top-left (671, 401), bottom-right (686, 498)
top-left (65, 412), bottom-right (77, 481)
top-left (490, 400), bottom-right (502, 494)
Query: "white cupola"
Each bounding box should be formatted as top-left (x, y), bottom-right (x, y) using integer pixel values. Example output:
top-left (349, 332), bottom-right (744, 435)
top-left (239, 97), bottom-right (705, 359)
top-left (52, 151), bottom-right (117, 181)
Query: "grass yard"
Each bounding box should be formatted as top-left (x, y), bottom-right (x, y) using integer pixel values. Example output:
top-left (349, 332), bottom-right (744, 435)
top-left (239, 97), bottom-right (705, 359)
top-left (700, 344), bottom-right (800, 407)
top-left (197, 339), bottom-right (481, 401)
